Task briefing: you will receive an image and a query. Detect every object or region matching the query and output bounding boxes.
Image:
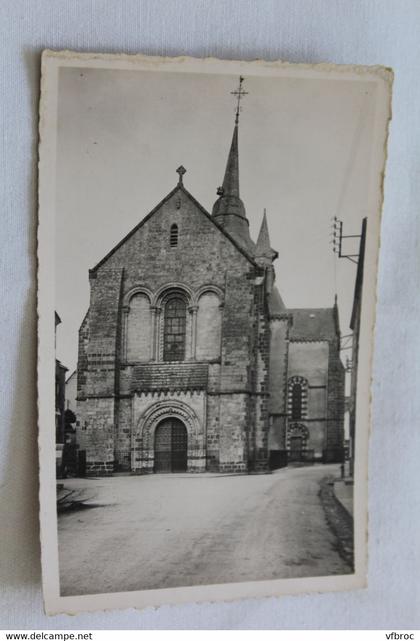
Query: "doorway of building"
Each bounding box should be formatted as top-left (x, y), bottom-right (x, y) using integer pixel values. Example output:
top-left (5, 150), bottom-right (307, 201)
top-left (289, 435), bottom-right (303, 462)
top-left (154, 418), bottom-right (188, 472)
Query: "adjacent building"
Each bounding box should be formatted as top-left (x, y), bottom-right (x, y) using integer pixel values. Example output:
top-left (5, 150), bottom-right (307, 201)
top-left (55, 312), bottom-right (68, 444)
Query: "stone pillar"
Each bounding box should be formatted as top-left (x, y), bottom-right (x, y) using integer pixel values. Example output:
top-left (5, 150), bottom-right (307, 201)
top-left (188, 305), bottom-right (198, 360)
top-left (151, 307), bottom-right (162, 361)
top-left (150, 306), bottom-right (157, 360)
top-left (122, 305), bottom-right (130, 361)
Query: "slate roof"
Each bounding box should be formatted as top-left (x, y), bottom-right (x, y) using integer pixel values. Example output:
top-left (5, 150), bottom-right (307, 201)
top-left (255, 210), bottom-right (278, 261)
top-left (288, 307), bottom-right (338, 341)
top-left (268, 286), bottom-right (286, 315)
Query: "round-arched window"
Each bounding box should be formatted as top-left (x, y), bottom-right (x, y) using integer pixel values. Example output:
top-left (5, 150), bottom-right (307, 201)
top-left (163, 296), bottom-right (186, 361)
top-left (291, 383), bottom-right (303, 419)
top-left (287, 376), bottom-right (308, 420)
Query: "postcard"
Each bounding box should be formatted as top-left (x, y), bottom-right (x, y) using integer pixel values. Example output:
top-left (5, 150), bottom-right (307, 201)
top-left (37, 51), bottom-right (392, 614)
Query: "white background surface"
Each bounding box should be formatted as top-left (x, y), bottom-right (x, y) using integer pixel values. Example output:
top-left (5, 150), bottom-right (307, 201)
top-left (0, 0), bottom-right (419, 630)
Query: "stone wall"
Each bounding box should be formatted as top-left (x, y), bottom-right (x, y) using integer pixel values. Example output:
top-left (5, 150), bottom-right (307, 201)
top-left (287, 340), bottom-right (329, 459)
top-left (218, 393), bottom-right (248, 472)
top-left (268, 316), bottom-right (289, 453)
top-left (114, 397), bottom-right (133, 471)
top-left (77, 397), bottom-right (115, 475)
top-left (76, 268), bottom-right (123, 473)
top-left (196, 291), bottom-right (222, 360)
top-left (76, 185), bottom-right (266, 474)
top-left (249, 278), bottom-right (271, 472)
top-left (126, 293), bottom-right (152, 362)
top-left (325, 340), bottom-right (346, 461)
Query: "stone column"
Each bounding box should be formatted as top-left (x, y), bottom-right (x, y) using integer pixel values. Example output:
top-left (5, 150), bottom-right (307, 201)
top-left (151, 306), bottom-right (162, 361)
top-left (150, 306), bottom-right (157, 361)
top-left (122, 305), bottom-right (130, 362)
top-left (188, 305), bottom-right (198, 360)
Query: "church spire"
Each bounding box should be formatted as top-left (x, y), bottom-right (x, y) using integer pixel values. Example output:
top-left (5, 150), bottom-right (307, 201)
top-left (255, 209), bottom-right (278, 264)
top-left (212, 77), bottom-right (253, 254)
top-left (220, 122), bottom-right (240, 198)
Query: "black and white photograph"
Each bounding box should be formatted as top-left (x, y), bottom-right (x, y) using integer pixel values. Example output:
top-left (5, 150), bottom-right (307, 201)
top-left (37, 52), bottom-right (391, 614)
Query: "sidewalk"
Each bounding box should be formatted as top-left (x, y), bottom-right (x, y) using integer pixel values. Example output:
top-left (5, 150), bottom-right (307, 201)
top-left (333, 478), bottom-right (354, 518)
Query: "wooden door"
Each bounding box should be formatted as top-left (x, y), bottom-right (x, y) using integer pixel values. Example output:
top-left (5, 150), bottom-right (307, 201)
top-left (289, 436), bottom-right (303, 462)
top-left (154, 418), bottom-right (188, 472)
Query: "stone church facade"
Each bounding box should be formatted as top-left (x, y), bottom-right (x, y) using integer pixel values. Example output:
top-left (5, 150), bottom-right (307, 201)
top-left (76, 110), bottom-right (345, 476)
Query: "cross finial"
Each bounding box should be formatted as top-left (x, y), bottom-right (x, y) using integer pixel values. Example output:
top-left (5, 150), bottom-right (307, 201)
top-left (176, 165), bottom-right (186, 184)
top-left (231, 76), bottom-right (248, 125)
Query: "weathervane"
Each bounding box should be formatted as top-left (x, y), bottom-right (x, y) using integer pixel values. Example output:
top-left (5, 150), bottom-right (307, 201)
top-left (231, 76), bottom-right (248, 124)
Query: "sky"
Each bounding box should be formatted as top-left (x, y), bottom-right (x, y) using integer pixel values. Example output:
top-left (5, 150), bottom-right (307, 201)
top-left (55, 66), bottom-right (376, 373)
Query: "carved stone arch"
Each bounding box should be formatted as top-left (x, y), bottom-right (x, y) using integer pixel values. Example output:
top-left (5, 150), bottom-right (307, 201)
top-left (123, 285), bottom-right (153, 308)
top-left (131, 399), bottom-right (204, 473)
top-left (288, 375), bottom-right (308, 388)
top-left (152, 282), bottom-right (194, 308)
top-left (152, 283), bottom-right (194, 361)
top-left (193, 284), bottom-right (224, 306)
top-left (286, 422), bottom-right (309, 450)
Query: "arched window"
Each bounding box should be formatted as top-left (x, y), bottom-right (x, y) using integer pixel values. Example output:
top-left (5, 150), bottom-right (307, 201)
top-left (163, 296), bottom-right (186, 361)
top-left (287, 376), bottom-right (308, 420)
top-left (291, 383), bottom-right (303, 419)
top-left (170, 224), bottom-right (178, 247)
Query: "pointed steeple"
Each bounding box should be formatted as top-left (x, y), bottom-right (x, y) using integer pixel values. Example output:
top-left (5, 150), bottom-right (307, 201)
top-left (255, 209), bottom-right (278, 264)
top-left (221, 123), bottom-right (240, 198)
top-left (212, 120), bottom-right (248, 228)
top-left (212, 77), bottom-right (254, 254)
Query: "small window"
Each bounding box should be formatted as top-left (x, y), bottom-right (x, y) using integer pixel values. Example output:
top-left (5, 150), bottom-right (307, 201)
top-left (170, 224), bottom-right (178, 247)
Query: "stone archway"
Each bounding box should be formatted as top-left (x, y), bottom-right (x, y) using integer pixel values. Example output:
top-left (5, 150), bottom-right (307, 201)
top-left (131, 399), bottom-right (205, 474)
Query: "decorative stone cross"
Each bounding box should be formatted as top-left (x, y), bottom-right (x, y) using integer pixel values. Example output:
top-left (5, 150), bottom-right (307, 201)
top-left (176, 165), bottom-right (186, 184)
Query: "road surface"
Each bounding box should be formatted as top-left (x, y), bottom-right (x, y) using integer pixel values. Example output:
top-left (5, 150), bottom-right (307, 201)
top-left (58, 464), bottom-right (351, 596)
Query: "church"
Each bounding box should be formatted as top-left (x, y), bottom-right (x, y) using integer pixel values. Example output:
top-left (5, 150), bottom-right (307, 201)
top-left (75, 80), bottom-right (345, 476)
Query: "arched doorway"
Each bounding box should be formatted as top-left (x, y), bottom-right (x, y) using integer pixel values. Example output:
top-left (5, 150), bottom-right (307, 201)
top-left (287, 422), bottom-right (310, 463)
top-left (289, 435), bottom-right (304, 462)
top-left (154, 418), bottom-right (188, 473)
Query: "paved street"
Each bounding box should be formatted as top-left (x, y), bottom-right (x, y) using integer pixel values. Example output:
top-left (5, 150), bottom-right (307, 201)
top-left (58, 464), bottom-right (351, 596)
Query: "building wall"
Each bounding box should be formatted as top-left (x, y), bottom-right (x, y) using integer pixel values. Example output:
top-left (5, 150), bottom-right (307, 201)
top-left (196, 292), bottom-right (222, 360)
top-left (76, 187), bottom-right (345, 475)
top-left (287, 341), bottom-right (329, 459)
top-left (250, 280), bottom-right (271, 471)
top-left (126, 293), bottom-right (152, 362)
top-left (284, 339), bottom-right (345, 461)
top-left (65, 371), bottom-right (77, 414)
top-left (268, 317), bottom-right (289, 453)
top-left (77, 187), bottom-right (267, 474)
top-left (55, 360), bottom-right (67, 444)
top-left (76, 397), bottom-right (115, 475)
top-left (325, 340), bottom-right (346, 461)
